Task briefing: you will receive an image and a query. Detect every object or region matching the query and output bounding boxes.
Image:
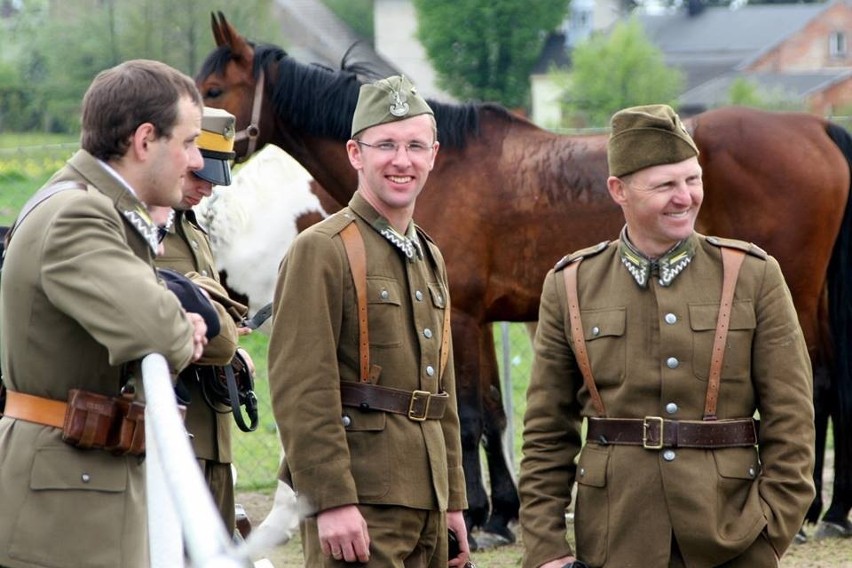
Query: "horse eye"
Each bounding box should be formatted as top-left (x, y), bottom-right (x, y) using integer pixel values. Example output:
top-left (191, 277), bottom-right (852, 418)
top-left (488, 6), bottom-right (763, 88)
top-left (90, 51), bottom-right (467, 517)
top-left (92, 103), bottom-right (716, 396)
top-left (204, 87), bottom-right (223, 99)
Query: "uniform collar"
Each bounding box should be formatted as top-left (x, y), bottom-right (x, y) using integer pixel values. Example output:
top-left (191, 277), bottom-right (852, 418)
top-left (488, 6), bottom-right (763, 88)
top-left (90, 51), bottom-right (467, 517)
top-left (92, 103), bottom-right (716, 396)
top-left (618, 227), bottom-right (696, 288)
top-left (349, 193), bottom-right (424, 261)
top-left (67, 150), bottom-right (161, 254)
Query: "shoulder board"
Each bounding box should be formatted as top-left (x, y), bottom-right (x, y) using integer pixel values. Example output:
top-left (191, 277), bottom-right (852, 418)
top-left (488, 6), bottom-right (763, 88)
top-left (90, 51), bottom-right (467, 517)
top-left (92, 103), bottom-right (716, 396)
top-left (705, 236), bottom-right (767, 259)
top-left (415, 224), bottom-right (436, 245)
top-left (322, 209), bottom-right (359, 236)
top-left (554, 240), bottom-right (610, 271)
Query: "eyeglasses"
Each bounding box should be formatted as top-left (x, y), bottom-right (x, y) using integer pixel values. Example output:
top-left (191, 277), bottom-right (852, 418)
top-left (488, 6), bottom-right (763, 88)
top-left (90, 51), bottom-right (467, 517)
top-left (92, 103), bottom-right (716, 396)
top-left (356, 139), bottom-right (435, 156)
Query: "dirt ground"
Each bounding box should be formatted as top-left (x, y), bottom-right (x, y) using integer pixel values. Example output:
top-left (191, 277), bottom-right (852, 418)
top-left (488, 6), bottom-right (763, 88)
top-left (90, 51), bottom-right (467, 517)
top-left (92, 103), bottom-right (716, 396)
top-left (236, 489), bottom-right (852, 567)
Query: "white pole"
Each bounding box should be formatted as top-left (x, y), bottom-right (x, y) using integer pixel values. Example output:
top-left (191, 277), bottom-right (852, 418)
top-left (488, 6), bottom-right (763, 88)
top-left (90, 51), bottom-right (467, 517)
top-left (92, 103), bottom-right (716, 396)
top-left (142, 353), bottom-right (246, 568)
top-left (500, 322), bottom-right (515, 468)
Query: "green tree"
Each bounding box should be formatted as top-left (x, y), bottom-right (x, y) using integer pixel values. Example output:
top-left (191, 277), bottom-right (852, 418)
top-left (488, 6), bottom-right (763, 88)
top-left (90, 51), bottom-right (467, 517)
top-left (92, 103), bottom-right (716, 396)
top-left (413, 0), bottom-right (569, 109)
top-left (3, 0), bottom-right (280, 133)
top-left (727, 77), bottom-right (804, 112)
top-left (556, 17), bottom-right (684, 128)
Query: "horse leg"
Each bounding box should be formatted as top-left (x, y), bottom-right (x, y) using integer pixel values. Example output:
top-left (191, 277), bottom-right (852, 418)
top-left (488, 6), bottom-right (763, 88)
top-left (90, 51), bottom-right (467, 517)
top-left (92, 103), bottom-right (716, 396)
top-left (480, 325), bottom-right (519, 545)
top-left (817, 404), bottom-right (852, 538)
top-left (807, 364), bottom-right (831, 525)
top-left (451, 310), bottom-right (488, 549)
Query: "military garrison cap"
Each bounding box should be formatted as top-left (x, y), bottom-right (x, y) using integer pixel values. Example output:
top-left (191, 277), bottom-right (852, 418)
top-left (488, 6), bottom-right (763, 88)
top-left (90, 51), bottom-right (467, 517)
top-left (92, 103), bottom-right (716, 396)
top-left (351, 75), bottom-right (434, 138)
top-left (195, 107), bottom-right (236, 186)
top-left (607, 104), bottom-right (699, 177)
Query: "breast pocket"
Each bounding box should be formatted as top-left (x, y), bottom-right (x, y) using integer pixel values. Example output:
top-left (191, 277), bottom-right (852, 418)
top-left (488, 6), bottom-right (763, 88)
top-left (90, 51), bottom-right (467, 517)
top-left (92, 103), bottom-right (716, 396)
top-left (690, 301), bottom-right (756, 381)
top-left (580, 307), bottom-right (626, 387)
top-left (367, 277), bottom-right (403, 348)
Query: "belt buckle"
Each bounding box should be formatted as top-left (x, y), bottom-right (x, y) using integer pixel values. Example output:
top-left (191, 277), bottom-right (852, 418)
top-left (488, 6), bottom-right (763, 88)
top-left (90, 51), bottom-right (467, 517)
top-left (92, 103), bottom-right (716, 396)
top-left (408, 390), bottom-right (431, 421)
top-left (643, 416), bottom-right (664, 450)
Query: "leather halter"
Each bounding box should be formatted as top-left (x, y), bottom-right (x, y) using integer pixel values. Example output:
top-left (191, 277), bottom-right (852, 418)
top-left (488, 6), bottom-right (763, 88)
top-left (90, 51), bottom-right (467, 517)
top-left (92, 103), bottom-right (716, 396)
top-left (233, 68), bottom-right (265, 162)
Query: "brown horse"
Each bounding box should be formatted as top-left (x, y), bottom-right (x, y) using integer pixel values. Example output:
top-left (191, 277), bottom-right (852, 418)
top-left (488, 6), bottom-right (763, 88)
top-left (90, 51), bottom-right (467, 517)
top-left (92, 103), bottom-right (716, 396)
top-left (197, 13), bottom-right (852, 543)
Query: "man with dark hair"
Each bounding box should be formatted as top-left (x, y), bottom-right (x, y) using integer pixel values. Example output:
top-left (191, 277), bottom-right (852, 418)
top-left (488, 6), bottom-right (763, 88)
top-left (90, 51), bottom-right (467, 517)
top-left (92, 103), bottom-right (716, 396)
top-left (519, 104), bottom-right (815, 568)
top-left (0, 59), bottom-right (208, 568)
top-left (155, 106), bottom-right (252, 537)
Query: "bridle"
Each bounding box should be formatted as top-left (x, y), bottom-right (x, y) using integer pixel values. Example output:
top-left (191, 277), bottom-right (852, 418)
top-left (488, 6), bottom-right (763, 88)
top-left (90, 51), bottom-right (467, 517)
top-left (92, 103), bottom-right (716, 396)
top-left (232, 68), bottom-right (265, 163)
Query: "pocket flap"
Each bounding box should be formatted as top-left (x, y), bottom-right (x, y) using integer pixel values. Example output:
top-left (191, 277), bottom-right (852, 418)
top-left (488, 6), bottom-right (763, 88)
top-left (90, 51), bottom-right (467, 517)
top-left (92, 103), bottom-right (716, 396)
top-left (714, 446), bottom-right (760, 480)
top-left (582, 307), bottom-right (626, 341)
top-left (576, 445), bottom-right (609, 488)
top-left (343, 408), bottom-right (387, 432)
top-left (30, 446), bottom-right (127, 492)
top-left (367, 277), bottom-right (401, 306)
top-left (689, 301), bottom-right (756, 331)
top-left (427, 283), bottom-right (447, 308)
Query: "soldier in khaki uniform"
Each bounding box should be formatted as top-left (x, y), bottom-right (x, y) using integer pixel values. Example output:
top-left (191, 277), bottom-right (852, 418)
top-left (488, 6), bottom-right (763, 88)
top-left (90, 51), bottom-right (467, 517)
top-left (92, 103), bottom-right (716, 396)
top-left (268, 75), bottom-right (471, 567)
top-left (519, 105), bottom-right (815, 568)
top-left (154, 107), bottom-right (251, 535)
top-left (0, 60), bottom-right (208, 568)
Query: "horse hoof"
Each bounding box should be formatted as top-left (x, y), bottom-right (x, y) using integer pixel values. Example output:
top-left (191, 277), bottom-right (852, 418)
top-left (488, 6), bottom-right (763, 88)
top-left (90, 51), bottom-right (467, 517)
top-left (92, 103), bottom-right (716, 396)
top-left (793, 527), bottom-right (807, 545)
top-left (814, 520), bottom-right (852, 540)
top-left (470, 530), bottom-right (514, 550)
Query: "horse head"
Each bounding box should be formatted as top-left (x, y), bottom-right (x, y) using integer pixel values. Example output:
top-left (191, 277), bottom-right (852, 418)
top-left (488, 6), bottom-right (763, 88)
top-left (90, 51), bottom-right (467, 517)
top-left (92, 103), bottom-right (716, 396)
top-left (198, 12), bottom-right (277, 162)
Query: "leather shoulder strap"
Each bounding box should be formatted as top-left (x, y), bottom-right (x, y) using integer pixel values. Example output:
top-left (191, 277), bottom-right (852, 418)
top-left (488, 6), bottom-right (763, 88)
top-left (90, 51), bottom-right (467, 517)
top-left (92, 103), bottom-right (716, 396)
top-left (340, 221), bottom-right (370, 383)
top-left (340, 221), bottom-right (453, 389)
top-left (563, 259), bottom-right (607, 417)
top-left (703, 247), bottom-right (746, 420)
top-left (7, 181), bottom-right (86, 245)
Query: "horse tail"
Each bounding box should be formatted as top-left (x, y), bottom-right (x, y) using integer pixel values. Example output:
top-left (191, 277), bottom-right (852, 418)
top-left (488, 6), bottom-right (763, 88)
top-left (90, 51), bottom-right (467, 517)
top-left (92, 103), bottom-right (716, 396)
top-left (825, 121), bottom-right (852, 515)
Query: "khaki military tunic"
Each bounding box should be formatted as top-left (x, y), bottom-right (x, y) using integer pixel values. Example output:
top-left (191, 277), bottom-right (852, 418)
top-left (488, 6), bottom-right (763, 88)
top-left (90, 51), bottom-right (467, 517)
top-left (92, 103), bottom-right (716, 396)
top-left (155, 209), bottom-right (247, 531)
top-left (269, 193), bottom-right (467, 516)
top-left (519, 233), bottom-right (815, 568)
top-left (0, 150), bottom-right (196, 568)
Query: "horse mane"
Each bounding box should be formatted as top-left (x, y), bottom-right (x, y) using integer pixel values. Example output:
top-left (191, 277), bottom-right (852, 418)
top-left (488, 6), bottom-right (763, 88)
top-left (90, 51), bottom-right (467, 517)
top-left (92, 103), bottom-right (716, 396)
top-left (198, 42), bottom-right (521, 150)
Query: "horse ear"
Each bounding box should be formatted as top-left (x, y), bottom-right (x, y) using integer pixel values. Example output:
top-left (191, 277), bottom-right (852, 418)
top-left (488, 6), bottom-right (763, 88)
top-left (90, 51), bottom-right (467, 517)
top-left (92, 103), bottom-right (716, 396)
top-left (211, 11), bottom-right (226, 47)
top-left (213, 11), bottom-right (254, 66)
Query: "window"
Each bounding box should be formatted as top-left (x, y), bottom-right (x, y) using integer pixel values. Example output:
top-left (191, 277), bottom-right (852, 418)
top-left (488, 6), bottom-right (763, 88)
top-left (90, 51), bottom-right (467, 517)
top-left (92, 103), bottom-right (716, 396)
top-left (830, 31), bottom-right (848, 58)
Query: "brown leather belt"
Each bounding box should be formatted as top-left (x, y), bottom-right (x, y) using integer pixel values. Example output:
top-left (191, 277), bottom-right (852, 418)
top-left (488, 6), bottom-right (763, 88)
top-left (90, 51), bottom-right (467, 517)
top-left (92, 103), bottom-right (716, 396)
top-left (340, 382), bottom-right (448, 421)
top-left (586, 416), bottom-right (758, 449)
top-left (2, 390), bottom-right (67, 429)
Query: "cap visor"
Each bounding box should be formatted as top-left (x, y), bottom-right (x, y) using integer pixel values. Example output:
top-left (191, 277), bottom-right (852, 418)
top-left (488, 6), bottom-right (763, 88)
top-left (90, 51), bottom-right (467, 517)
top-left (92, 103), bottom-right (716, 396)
top-left (195, 157), bottom-right (232, 186)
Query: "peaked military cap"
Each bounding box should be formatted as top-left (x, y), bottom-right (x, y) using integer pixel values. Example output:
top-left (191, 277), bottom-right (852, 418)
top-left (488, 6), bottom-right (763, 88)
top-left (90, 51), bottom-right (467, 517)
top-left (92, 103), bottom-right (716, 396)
top-left (351, 75), bottom-right (434, 138)
top-left (607, 104), bottom-right (699, 177)
top-left (195, 106), bottom-right (236, 186)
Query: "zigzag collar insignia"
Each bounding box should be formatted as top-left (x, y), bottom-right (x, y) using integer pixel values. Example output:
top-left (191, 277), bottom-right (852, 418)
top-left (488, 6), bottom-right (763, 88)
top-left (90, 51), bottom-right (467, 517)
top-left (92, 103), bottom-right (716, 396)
top-left (373, 218), bottom-right (423, 262)
top-left (618, 228), bottom-right (695, 288)
top-left (122, 206), bottom-right (160, 253)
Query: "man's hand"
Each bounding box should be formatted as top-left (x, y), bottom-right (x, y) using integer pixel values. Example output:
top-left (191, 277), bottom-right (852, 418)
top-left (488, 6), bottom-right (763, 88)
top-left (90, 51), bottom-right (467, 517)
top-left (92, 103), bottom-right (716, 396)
top-left (317, 505), bottom-right (370, 564)
top-left (540, 556), bottom-right (576, 568)
top-left (184, 312), bottom-right (208, 361)
top-left (237, 347), bottom-right (256, 375)
top-left (447, 510), bottom-right (472, 567)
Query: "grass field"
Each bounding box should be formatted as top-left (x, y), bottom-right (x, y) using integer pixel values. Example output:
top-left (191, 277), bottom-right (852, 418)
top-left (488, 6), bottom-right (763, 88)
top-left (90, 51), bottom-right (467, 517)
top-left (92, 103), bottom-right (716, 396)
top-left (0, 133), bottom-right (78, 224)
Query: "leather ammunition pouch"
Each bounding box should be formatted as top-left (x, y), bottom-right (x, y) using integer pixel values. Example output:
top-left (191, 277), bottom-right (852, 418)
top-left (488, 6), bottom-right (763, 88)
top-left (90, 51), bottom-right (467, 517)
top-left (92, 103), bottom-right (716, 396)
top-left (200, 350), bottom-right (259, 432)
top-left (3, 388), bottom-right (185, 457)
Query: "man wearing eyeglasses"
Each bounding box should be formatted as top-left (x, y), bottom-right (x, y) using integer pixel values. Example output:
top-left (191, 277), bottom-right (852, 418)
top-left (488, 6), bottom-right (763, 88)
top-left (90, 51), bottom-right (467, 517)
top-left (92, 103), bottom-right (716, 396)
top-left (268, 75), bottom-right (471, 567)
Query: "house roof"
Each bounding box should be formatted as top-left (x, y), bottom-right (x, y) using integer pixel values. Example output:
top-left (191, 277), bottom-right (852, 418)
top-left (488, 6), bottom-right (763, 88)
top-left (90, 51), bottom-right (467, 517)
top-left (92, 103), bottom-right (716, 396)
top-left (636, 3), bottom-right (830, 90)
top-left (273, 0), bottom-right (398, 79)
top-left (679, 70), bottom-right (852, 111)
